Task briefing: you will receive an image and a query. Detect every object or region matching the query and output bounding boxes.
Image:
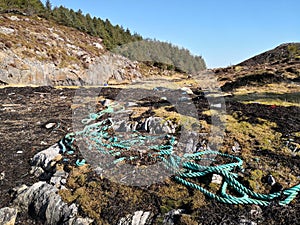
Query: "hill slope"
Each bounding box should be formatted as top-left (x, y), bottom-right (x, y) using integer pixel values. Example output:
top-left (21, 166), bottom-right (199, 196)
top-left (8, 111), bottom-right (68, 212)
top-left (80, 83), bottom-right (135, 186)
top-left (213, 43), bottom-right (300, 92)
top-left (0, 13), bottom-right (145, 86)
top-left (238, 43), bottom-right (300, 67)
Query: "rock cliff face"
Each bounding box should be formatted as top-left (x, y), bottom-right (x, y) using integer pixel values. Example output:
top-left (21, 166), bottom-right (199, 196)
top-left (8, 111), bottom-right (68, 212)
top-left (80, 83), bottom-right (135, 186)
top-left (0, 14), bottom-right (141, 86)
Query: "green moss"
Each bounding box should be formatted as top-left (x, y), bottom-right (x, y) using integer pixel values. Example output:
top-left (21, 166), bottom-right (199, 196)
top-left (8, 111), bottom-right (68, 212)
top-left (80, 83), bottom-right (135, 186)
top-left (224, 115), bottom-right (282, 155)
top-left (153, 107), bottom-right (200, 131)
top-left (246, 169), bottom-right (265, 192)
top-left (190, 191), bottom-right (206, 210)
top-left (208, 183), bottom-right (220, 193)
top-left (179, 214), bottom-right (199, 225)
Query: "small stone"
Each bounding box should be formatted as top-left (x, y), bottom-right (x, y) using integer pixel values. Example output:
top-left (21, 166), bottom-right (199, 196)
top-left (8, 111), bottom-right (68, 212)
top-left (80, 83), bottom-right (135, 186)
top-left (125, 102), bottom-right (138, 107)
top-left (180, 87), bottom-right (194, 95)
top-left (8, 16), bottom-right (20, 21)
top-left (45, 122), bottom-right (56, 129)
top-left (0, 27), bottom-right (15, 35)
top-left (0, 172), bottom-right (5, 181)
top-left (211, 174), bottom-right (223, 184)
top-left (40, 141), bottom-right (48, 145)
top-left (232, 141), bottom-right (241, 153)
top-left (267, 174), bottom-right (276, 186)
top-left (211, 103), bottom-right (222, 108)
top-left (93, 42), bottom-right (103, 49)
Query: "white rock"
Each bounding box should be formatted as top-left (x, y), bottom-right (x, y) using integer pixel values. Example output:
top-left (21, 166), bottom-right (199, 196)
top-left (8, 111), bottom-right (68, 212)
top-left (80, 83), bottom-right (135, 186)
top-left (0, 171), bottom-right (5, 181)
top-left (0, 27), bottom-right (15, 35)
top-left (267, 174), bottom-right (276, 186)
top-left (211, 103), bottom-right (222, 108)
top-left (45, 122), bottom-right (56, 129)
top-left (40, 141), bottom-right (48, 145)
top-left (93, 42), bottom-right (103, 49)
top-left (180, 87), bottom-right (194, 95)
top-left (211, 174), bottom-right (223, 184)
top-left (9, 16), bottom-right (20, 21)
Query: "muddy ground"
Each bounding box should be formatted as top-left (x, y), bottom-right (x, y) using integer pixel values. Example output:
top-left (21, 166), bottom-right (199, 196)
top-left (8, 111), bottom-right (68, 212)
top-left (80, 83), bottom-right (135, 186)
top-left (0, 86), bottom-right (299, 224)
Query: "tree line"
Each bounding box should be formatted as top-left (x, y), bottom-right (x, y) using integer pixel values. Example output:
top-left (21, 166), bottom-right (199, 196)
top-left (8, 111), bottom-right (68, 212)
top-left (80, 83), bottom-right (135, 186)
top-left (0, 0), bottom-right (206, 73)
top-left (113, 39), bottom-right (206, 74)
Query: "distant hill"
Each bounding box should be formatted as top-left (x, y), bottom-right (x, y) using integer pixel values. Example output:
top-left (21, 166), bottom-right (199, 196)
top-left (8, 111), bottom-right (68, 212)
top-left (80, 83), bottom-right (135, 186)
top-left (213, 43), bottom-right (300, 91)
top-left (237, 43), bottom-right (300, 67)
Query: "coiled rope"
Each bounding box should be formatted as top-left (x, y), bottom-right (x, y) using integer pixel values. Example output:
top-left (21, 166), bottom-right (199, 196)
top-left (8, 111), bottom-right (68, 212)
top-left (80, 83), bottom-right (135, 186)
top-left (59, 104), bottom-right (300, 206)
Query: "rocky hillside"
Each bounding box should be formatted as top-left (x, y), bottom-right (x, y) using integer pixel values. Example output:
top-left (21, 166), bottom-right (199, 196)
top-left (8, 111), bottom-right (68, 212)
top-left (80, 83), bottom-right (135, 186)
top-left (238, 43), bottom-right (300, 67)
top-left (0, 13), bottom-right (143, 86)
top-left (213, 43), bottom-right (300, 91)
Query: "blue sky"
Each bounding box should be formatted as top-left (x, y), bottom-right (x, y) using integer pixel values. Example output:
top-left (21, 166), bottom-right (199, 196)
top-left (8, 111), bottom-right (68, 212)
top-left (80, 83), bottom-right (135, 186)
top-left (42, 0), bottom-right (299, 68)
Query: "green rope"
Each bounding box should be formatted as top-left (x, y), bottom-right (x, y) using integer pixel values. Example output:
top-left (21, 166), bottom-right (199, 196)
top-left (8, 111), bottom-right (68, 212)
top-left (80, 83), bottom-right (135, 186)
top-left (59, 104), bottom-right (300, 206)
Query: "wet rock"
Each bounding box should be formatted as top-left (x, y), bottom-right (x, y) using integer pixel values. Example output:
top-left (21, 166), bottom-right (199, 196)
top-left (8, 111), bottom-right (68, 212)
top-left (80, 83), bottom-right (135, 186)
top-left (0, 207), bottom-right (18, 225)
top-left (13, 181), bottom-right (78, 225)
top-left (118, 211), bottom-right (153, 225)
top-left (31, 143), bottom-right (61, 171)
